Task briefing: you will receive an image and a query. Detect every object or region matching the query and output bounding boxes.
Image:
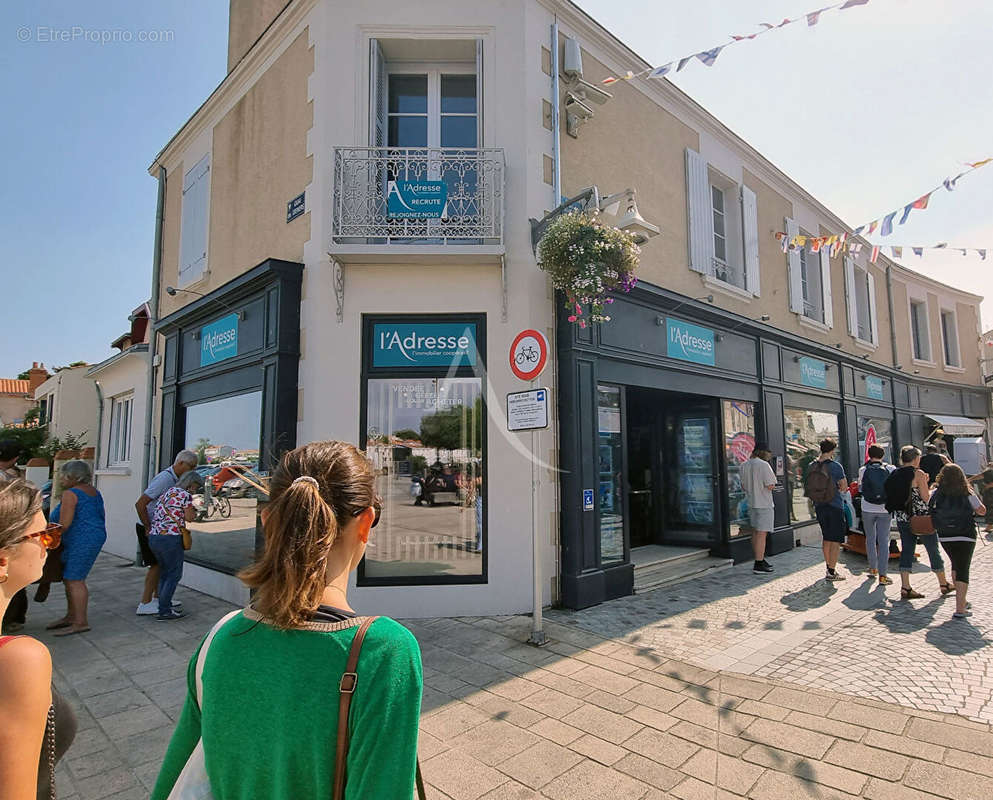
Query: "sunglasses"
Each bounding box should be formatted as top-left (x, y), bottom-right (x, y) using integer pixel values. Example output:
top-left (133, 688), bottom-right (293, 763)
top-left (17, 523), bottom-right (62, 550)
top-left (351, 499), bottom-right (382, 529)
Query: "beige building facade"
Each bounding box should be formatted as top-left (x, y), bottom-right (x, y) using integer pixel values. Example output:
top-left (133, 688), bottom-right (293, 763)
top-left (142, 0), bottom-right (989, 612)
top-left (33, 365), bottom-right (99, 448)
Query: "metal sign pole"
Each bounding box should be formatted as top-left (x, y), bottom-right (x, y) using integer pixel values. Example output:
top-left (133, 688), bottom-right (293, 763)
top-left (528, 378), bottom-right (546, 645)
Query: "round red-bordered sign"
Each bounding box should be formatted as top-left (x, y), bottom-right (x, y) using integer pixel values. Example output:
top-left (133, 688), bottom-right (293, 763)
top-left (510, 329), bottom-right (549, 381)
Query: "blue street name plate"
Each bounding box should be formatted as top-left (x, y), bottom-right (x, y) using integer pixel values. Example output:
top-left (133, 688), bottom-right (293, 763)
top-left (200, 313), bottom-right (239, 367)
top-left (387, 180), bottom-right (448, 218)
top-left (286, 192), bottom-right (305, 222)
top-left (666, 318), bottom-right (716, 366)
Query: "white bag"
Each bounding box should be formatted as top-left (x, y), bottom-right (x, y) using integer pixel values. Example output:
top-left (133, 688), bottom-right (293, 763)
top-left (166, 610), bottom-right (241, 800)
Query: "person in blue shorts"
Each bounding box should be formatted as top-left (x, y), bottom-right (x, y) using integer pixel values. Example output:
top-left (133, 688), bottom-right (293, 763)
top-left (47, 460), bottom-right (107, 636)
top-left (805, 439), bottom-right (849, 582)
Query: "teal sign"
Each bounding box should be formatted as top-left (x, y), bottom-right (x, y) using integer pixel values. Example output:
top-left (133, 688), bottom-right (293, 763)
top-left (373, 323), bottom-right (476, 368)
top-left (666, 318), bottom-right (716, 366)
top-left (387, 180), bottom-right (448, 218)
top-left (200, 314), bottom-right (239, 367)
top-left (799, 357), bottom-right (827, 389)
top-left (865, 375), bottom-right (885, 401)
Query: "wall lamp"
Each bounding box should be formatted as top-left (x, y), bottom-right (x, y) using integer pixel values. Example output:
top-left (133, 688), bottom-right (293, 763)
top-left (166, 286), bottom-right (246, 321)
top-left (530, 185), bottom-right (661, 252)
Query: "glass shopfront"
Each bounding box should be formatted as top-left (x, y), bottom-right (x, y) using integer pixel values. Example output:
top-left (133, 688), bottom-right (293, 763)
top-left (183, 391), bottom-right (263, 573)
top-left (360, 315), bottom-right (486, 585)
top-left (784, 408), bottom-right (841, 523)
top-left (858, 415), bottom-right (893, 465)
top-left (723, 400), bottom-right (757, 538)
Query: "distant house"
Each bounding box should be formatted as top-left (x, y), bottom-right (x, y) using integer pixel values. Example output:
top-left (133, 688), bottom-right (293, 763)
top-left (0, 363), bottom-right (48, 428)
top-left (87, 302), bottom-right (151, 560)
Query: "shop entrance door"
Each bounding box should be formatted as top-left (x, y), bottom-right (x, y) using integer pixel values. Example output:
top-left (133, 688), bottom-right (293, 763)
top-left (626, 389), bottom-right (721, 549)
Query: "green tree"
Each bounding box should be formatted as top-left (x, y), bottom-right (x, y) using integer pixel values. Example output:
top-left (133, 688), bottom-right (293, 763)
top-left (37, 431), bottom-right (88, 462)
top-left (17, 368), bottom-right (31, 380)
top-left (195, 437), bottom-right (212, 465)
top-left (393, 428), bottom-right (420, 442)
top-left (419, 406), bottom-right (466, 460)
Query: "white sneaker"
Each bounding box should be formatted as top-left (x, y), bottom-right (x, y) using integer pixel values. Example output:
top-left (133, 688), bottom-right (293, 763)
top-left (137, 601), bottom-right (182, 616)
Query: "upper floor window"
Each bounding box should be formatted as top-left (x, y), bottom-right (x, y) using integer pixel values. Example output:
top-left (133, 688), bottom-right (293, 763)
top-left (940, 309), bottom-right (960, 368)
top-left (785, 218), bottom-right (833, 329)
top-left (179, 154), bottom-right (210, 288)
top-left (910, 299), bottom-right (931, 361)
top-left (108, 394), bottom-right (134, 466)
top-left (844, 259), bottom-right (878, 345)
top-left (386, 71), bottom-right (478, 149)
top-left (685, 149), bottom-right (760, 296)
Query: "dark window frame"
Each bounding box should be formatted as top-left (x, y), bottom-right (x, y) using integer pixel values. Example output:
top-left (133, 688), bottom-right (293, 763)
top-left (358, 312), bottom-right (488, 587)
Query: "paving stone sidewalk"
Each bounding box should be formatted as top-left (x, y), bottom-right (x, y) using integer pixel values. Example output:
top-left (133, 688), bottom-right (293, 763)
top-left (548, 540), bottom-right (993, 724)
top-left (17, 552), bottom-right (993, 799)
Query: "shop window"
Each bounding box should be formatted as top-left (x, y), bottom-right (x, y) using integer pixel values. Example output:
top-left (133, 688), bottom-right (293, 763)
top-left (857, 416), bottom-right (893, 465)
top-left (597, 385), bottom-right (624, 564)
top-left (183, 391), bottom-right (263, 574)
top-left (360, 316), bottom-right (485, 585)
top-left (784, 408), bottom-right (841, 524)
top-left (940, 309), bottom-right (960, 368)
top-left (910, 300), bottom-right (931, 361)
top-left (723, 400), bottom-right (756, 538)
top-left (108, 394), bottom-right (134, 466)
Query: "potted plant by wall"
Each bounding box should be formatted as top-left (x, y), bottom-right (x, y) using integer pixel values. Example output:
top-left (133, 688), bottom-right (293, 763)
top-left (536, 211), bottom-right (641, 327)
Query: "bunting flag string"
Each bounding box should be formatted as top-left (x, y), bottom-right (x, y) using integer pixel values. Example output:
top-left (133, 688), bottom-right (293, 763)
top-left (601, 0), bottom-right (870, 85)
top-left (773, 232), bottom-right (989, 264)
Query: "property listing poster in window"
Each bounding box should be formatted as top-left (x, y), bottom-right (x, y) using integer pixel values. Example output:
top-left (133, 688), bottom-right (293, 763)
top-left (723, 400), bottom-right (756, 538)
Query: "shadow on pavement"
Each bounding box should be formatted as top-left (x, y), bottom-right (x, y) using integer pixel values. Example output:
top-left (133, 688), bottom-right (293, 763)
top-left (779, 580), bottom-right (837, 612)
top-left (925, 618), bottom-right (991, 655)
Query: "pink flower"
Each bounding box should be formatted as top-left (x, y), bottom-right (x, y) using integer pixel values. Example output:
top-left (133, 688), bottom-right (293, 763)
top-left (567, 315), bottom-right (577, 322)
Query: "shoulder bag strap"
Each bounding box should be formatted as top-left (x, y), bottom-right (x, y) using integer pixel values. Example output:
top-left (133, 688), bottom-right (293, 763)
top-left (333, 616), bottom-right (426, 800)
top-left (194, 610), bottom-right (241, 710)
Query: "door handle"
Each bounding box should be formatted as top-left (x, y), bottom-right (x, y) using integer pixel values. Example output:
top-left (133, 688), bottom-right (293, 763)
top-left (628, 489), bottom-right (651, 495)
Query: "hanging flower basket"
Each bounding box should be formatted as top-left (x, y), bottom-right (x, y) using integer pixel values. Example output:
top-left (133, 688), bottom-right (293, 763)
top-left (536, 211), bottom-right (641, 327)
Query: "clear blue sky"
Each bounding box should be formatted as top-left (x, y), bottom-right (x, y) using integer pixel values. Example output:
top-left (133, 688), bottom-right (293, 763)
top-left (2, 0), bottom-right (990, 378)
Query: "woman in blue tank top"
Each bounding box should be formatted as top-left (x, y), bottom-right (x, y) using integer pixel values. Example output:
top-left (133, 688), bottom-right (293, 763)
top-left (47, 460), bottom-right (106, 636)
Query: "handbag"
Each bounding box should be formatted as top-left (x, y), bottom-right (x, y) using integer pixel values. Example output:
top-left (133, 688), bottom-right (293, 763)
top-left (162, 496), bottom-right (194, 551)
top-left (907, 494), bottom-right (935, 536)
top-left (166, 610), bottom-right (241, 800)
top-left (335, 616), bottom-right (427, 800)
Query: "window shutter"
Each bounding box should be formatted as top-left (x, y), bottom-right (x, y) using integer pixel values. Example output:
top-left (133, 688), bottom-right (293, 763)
top-left (866, 271), bottom-right (879, 346)
top-left (475, 39), bottom-right (484, 148)
top-left (740, 184), bottom-right (760, 296)
top-left (844, 257), bottom-right (858, 337)
top-left (179, 154), bottom-right (209, 286)
top-left (685, 148), bottom-right (713, 274)
top-left (786, 217), bottom-right (803, 312)
top-left (369, 39), bottom-right (387, 148)
top-left (819, 248), bottom-right (833, 328)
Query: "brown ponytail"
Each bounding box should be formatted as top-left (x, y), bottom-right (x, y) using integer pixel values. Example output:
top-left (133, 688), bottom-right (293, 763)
top-left (238, 441), bottom-right (375, 628)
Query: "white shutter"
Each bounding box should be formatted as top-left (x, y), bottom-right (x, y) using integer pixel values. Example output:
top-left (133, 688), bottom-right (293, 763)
top-left (475, 39), bottom-right (484, 147)
top-left (369, 39), bottom-right (387, 147)
top-left (685, 148), bottom-right (713, 274)
top-left (867, 271), bottom-right (879, 346)
top-left (179, 154), bottom-right (209, 286)
top-left (820, 248), bottom-right (833, 328)
top-left (786, 217), bottom-right (803, 312)
top-left (844, 256), bottom-right (858, 337)
top-left (740, 184), bottom-right (760, 296)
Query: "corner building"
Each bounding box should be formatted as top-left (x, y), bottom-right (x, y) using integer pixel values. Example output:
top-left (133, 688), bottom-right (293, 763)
top-left (145, 0), bottom-right (989, 613)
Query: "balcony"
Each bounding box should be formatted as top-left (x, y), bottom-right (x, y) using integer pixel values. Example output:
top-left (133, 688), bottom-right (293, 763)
top-left (330, 147), bottom-right (505, 263)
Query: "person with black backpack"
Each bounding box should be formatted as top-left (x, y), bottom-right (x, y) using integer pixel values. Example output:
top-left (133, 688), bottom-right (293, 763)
top-left (930, 463), bottom-right (986, 619)
top-left (804, 439), bottom-right (849, 582)
top-left (857, 445), bottom-right (895, 585)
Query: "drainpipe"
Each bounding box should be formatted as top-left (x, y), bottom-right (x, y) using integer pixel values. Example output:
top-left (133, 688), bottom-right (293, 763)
top-left (141, 165), bottom-right (166, 491)
top-left (550, 19), bottom-right (562, 205)
top-left (93, 381), bottom-right (104, 475)
top-left (885, 263), bottom-right (899, 368)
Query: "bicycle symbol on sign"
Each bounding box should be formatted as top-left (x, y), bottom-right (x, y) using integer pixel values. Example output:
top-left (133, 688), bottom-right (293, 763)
top-left (515, 345), bottom-right (539, 365)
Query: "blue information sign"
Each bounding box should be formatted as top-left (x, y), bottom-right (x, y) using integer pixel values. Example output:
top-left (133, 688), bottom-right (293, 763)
top-left (865, 375), bottom-right (884, 400)
top-left (387, 180), bottom-right (448, 218)
top-left (583, 489), bottom-right (595, 511)
top-left (372, 322), bottom-right (477, 368)
top-left (200, 314), bottom-right (239, 367)
top-left (666, 318), bottom-right (716, 366)
top-left (799, 356), bottom-right (827, 389)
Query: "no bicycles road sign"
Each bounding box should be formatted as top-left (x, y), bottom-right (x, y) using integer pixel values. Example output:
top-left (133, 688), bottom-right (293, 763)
top-left (509, 329), bottom-right (548, 381)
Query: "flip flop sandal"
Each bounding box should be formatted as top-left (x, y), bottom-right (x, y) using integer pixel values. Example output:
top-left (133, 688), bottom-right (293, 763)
top-left (45, 619), bottom-right (72, 630)
top-left (52, 626), bottom-right (91, 637)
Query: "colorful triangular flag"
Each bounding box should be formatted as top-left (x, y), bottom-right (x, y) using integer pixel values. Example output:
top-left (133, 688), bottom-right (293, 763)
top-left (880, 211), bottom-right (897, 237)
top-left (912, 193), bottom-right (931, 210)
top-left (967, 158), bottom-right (992, 168)
top-left (867, 221), bottom-right (879, 234)
top-left (912, 247), bottom-right (924, 257)
top-left (841, 0), bottom-right (870, 8)
top-left (807, 9), bottom-right (826, 26)
top-left (899, 204), bottom-right (914, 225)
top-left (648, 63), bottom-right (673, 78)
top-left (891, 247), bottom-right (903, 258)
top-left (696, 46), bottom-right (724, 67)
top-left (870, 246), bottom-right (880, 263)
top-left (980, 249), bottom-right (987, 260)
top-left (677, 55), bottom-right (693, 72)
top-left (934, 242), bottom-right (948, 248)
top-left (853, 226), bottom-right (865, 236)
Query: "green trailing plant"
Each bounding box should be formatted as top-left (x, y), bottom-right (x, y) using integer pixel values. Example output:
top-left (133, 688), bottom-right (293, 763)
top-left (536, 211), bottom-right (641, 327)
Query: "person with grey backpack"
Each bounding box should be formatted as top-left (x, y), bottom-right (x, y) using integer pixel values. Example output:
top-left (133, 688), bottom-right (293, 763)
top-left (804, 439), bottom-right (849, 582)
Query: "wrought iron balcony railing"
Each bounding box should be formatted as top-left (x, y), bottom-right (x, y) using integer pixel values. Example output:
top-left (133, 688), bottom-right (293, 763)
top-left (331, 147), bottom-right (505, 246)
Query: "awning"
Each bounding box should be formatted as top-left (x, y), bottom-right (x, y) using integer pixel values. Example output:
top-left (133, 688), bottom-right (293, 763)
top-left (924, 414), bottom-right (987, 436)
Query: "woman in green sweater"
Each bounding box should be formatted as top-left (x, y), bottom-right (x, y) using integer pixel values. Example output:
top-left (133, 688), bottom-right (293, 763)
top-left (152, 441), bottom-right (423, 800)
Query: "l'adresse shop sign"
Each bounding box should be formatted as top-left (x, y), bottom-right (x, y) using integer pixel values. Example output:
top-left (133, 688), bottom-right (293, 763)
top-left (799, 357), bottom-right (827, 389)
top-left (372, 323), bottom-right (477, 368)
top-left (666, 318), bottom-right (716, 367)
top-left (200, 314), bottom-right (239, 367)
top-left (387, 180), bottom-right (448, 218)
top-left (865, 375), bottom-right (885, 401)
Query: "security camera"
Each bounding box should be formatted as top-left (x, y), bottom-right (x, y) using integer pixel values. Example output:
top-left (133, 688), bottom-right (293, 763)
top-left (571, 78), bottom-right (612, 105)
top-left (564, 94), bottom-right (595, 138)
